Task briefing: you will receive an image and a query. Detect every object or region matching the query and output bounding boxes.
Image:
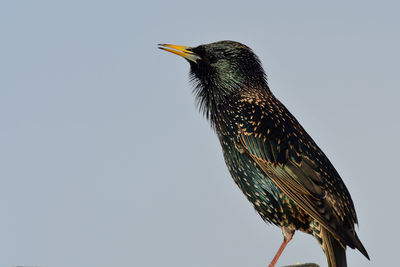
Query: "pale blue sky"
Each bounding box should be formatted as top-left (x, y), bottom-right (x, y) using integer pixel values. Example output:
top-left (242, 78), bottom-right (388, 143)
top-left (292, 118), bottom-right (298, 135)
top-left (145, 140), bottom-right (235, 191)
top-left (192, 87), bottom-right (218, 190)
top-left (1, 1), bottom-right (399, 266)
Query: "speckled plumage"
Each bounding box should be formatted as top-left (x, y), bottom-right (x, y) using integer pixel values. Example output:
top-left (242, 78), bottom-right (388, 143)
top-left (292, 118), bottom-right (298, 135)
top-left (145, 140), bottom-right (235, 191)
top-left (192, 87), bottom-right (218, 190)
top-left (159, 41), bottom-right (369, 267)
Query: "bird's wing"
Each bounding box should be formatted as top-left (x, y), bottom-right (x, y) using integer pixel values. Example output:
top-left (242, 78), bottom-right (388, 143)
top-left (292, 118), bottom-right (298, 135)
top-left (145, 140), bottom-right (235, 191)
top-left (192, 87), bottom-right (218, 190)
top-left (236, 97), bottom-right (358, 244)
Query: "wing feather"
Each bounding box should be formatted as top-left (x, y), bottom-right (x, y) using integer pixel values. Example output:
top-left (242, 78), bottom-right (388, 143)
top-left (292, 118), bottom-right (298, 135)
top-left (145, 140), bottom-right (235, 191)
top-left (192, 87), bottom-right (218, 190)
top-left (236, 97), bottom-right (359, 246)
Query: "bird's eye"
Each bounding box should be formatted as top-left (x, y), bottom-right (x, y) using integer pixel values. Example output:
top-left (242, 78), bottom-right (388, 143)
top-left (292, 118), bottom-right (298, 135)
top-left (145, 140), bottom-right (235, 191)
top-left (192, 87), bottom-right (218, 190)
top-left (207, 54), bottom-right (218, 64)
top-left (192, 46), bottom-right (219, 65)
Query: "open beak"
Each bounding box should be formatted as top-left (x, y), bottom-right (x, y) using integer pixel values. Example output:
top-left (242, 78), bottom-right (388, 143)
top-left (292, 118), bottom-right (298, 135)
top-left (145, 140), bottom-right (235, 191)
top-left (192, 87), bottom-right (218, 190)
top-left (158, 44), bottom-right (201, 63)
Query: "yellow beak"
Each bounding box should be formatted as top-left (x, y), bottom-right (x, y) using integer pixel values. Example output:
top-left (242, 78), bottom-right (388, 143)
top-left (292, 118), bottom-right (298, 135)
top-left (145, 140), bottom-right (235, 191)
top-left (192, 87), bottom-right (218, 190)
top-left (158, 44), bottom-right (201, 63)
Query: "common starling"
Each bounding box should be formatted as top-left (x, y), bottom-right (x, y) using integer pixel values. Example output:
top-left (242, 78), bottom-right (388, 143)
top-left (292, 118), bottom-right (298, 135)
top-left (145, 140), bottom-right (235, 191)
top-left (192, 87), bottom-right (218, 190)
top-left (159, 41), bottom-right (369, 267)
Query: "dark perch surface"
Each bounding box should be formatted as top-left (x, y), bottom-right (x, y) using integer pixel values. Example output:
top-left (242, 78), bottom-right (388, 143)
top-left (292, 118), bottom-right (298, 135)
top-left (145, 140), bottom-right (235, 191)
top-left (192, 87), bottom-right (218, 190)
top-left (283, 263), bottom-right (319, 267)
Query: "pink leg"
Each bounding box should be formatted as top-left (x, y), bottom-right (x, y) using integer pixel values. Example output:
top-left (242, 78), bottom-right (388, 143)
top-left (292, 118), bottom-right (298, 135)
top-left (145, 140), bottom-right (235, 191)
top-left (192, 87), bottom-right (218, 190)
top-left (268, 231), bottom-right (295, 267)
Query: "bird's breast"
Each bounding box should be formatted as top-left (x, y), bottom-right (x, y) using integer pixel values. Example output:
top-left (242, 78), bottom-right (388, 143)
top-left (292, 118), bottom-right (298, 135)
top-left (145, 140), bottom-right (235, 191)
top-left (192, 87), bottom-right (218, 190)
top-left (218, 134), bottom-right (312, 230)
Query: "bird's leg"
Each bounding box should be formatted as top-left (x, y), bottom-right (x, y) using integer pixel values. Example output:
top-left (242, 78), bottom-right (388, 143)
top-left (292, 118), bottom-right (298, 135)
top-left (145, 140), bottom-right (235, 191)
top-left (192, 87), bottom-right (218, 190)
top-left (268, 230), bottom-right (295, 267)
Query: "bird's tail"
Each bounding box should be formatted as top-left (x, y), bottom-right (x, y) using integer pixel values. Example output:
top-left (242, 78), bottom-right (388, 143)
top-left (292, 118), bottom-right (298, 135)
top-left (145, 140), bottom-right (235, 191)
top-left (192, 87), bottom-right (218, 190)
top-left (320, 227), bottom-right (347, 267)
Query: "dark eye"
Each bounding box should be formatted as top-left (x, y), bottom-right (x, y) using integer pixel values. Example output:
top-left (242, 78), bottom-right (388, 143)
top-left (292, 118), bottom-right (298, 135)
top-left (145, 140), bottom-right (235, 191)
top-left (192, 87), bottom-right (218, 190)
top-left (207, 54), bottom-right (218, 64)
top-left (192, 46), bottom-right (217, 64)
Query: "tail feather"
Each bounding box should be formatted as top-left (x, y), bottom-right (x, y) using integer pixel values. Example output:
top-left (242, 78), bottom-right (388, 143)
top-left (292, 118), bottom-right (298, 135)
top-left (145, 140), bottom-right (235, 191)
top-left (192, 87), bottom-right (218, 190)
top-left (321, 227), bottom-right (347, 267)
top-left (345, 228), bottom-right (370, 260)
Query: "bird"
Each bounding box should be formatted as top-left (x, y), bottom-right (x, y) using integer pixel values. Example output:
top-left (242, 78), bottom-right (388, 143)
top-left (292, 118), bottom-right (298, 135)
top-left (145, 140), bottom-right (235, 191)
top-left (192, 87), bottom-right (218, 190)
top-left (158, 41), bottom-right (369, 267)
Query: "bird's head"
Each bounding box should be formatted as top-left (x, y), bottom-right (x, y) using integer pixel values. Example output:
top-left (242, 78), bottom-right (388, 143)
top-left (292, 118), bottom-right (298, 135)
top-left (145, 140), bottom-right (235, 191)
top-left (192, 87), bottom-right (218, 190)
top-left (159, 41), bottom-right (268, 118)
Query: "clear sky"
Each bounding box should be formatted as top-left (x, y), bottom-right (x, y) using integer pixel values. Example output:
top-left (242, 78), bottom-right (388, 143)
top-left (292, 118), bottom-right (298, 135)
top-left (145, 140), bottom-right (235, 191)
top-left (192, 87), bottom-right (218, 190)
top-left (1, 1), bottom-right (399, 267)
